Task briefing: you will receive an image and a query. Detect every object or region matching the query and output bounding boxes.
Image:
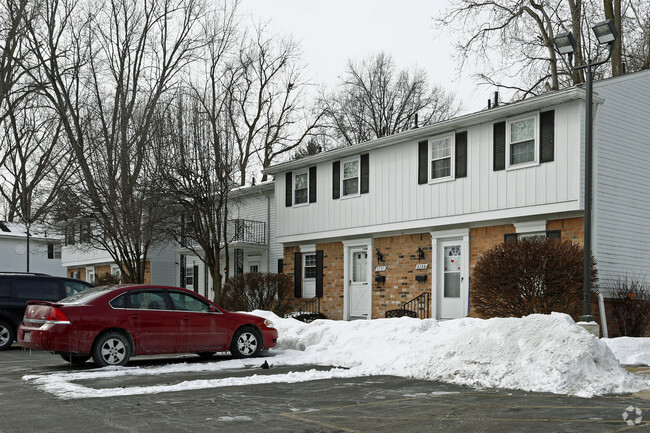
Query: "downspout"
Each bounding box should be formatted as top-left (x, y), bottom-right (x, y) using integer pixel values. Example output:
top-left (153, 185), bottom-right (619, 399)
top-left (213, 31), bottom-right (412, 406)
top-left (598, 293), bottom-right (608, 338)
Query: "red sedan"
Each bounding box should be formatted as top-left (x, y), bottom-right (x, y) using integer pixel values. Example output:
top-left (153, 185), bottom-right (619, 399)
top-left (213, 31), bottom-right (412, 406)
top-left (18, 285), bottom-right (278, 367)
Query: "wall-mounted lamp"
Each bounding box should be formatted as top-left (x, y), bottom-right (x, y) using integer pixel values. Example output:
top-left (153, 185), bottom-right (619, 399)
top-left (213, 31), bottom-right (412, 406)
top-left (375, 248), bottom-right (384, 263)
top-left (417, 247), bottom-right (425, 260)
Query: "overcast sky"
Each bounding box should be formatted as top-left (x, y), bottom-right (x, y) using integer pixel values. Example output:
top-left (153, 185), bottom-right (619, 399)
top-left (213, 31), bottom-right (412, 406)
top-left (241, 0), bottom-right (489, 114)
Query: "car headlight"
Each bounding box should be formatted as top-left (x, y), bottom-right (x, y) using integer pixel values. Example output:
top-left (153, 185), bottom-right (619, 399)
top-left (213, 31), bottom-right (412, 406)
top-left (263, 319), bottom-right (275, 329)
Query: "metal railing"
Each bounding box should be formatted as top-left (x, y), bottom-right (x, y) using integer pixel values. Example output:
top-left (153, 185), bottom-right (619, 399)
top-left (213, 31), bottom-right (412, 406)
top-left (228, 219), bottom-right (266, 245)
top-left (385, 292), bottom-right (431, 319)
top-left (298, 297), bottom-right (320, 315)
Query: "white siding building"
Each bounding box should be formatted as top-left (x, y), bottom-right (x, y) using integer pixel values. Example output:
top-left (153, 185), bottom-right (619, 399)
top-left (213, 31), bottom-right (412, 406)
top-left (0, 222), bottom-right (65, 276)
top-left (264, 70), bottom-right (650, 325)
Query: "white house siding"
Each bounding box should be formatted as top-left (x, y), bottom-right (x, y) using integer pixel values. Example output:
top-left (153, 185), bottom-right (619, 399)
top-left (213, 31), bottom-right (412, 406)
top-left (0, 236), bottom-right (65, 276)
top-left (275, 99), bottom-right (583, 244)
top-left (592, 71), bottom-right (650, 287)
top-left (148, 245), bottom-right (180, 286)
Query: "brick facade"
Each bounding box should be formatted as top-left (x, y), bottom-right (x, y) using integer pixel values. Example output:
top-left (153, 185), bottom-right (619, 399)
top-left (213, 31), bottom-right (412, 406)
top-left (284, 217), bottom-right (587, 321)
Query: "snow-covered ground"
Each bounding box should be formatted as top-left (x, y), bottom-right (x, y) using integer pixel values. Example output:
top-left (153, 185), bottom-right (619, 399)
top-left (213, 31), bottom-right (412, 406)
top-left (23, 312), bottom-right (650, 399)
top-left (604, 337), bottom-right (650, 366)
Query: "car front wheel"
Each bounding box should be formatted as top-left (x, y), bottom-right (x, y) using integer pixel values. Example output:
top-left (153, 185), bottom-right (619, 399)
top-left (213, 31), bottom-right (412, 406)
top-left (230, 327), bottom-right (262, 358)
top-left (92, 332), bottom-right (131, 367)
top-left (0, 320), bottom-right (15, 350)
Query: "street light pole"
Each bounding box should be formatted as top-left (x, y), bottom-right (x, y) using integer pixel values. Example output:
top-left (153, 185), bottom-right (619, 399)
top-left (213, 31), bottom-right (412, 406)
top-left (21, 217), bottom-right (31, 273)
top-left (553, 20), bottom-right (618, 322)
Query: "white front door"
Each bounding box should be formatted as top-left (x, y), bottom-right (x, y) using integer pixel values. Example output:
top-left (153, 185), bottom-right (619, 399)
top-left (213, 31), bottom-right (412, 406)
top-left (438, 241), bottom-right (464, 319)
top-left (348, 248), bottom-right (370, 319)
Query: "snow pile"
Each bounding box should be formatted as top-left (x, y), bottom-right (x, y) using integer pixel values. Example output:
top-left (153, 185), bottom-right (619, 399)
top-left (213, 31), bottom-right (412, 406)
top-left (604, 337), bottom-right (650, 366)
top-left (255, 311), bottom-right (648, 397)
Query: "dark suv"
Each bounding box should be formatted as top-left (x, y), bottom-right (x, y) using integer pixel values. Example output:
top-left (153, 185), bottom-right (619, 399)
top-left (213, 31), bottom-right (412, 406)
top-left (0, 273), bottom-right (93, 350)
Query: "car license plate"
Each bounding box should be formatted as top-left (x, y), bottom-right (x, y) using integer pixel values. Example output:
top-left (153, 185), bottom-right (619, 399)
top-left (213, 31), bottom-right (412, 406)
top-left (24, 332), bottom-right (30, 342)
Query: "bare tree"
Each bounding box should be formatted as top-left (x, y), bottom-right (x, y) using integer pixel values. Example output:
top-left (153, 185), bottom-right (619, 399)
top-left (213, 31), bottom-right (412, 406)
top-left (0, 95), bottom-right (73, 222)
top-left (625, 0), bottom-right (650, 71)
top-left (157, 2), bottom-right (241, 303)
top-left (27, 0), bottom-right (205, 283)
top-left (224, 22), bottom-right (322, 185)
top-left (320, 52), bottom-right (460, 148)
top-left (436, 0), bottom-right (648, 99)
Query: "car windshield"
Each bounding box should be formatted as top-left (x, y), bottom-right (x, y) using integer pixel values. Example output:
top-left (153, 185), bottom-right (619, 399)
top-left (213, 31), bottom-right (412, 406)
top-left (60, 286), bottom-right (117, 304)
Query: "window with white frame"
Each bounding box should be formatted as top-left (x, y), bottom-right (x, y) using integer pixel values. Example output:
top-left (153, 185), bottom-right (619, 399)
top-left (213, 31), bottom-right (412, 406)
top-left (111, 265), bottom-right (121, 283)
top-left (186, 266), bottom-right (194, 286)
top-left (303, 254), bottom-right (316, 279)
top-left (507, 115), bottom-right (537, 166)
top-left (293, 171), bottom-right (308, 205)
top-left (430, 135), bottom-right (453, 180)
top-left (342, 158), bottom-right (360, 196)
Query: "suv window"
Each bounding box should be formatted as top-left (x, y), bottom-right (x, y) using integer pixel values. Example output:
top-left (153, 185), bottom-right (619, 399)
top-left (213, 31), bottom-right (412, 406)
top-left (64, 281), bottom-right (92, 297)
top-left (0, 277), bottom-right (9, 297)
top-left (12, 278), bottom-right (60, 302)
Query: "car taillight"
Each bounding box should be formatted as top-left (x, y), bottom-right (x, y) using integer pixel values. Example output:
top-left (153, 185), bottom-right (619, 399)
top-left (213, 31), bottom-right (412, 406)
top-left (46, 308), bottom-right (70, 324)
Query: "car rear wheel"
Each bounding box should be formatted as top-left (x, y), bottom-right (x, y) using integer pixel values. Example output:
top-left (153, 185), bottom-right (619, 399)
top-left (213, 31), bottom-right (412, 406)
top-left (92, 332), bottom-right (131, 367)
top-left (59, 353), bottom-right (92, 365)
top-left (230, 327), bottom-right (262, 358)
top-left (0, 320), bottom-right (15, 350)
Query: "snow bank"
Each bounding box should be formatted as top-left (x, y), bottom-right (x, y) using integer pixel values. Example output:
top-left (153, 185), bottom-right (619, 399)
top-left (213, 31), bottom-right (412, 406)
top-left (604, 337), bottom-right (650, 366)
top-left (254, 311), bottom-right (649, 397)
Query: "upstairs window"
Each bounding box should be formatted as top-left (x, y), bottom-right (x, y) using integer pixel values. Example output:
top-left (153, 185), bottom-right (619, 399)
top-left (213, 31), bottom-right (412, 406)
top-left (430, 135), bottom-right (453, 180)
top-left (342, 158), bottom-right (360, 196)
top-left (507, 115), bottom-right (538, 167)
top-left (294, 171), bottom-right (308, 205)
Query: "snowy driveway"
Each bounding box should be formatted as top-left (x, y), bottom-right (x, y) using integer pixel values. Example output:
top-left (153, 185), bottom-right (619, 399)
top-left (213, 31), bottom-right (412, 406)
top-left (2, 347), bottom-right (650, 432)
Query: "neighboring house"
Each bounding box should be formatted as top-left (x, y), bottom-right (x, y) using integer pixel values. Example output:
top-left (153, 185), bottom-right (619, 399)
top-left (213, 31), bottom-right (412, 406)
top-left (263, 70), bottom-right (650, 323)
top-left (178, 181), bottom-right (282, 301)
top-left (62, 223), bottom-right (178, 286)
top-left (0, 222), bottom-right (65, 276)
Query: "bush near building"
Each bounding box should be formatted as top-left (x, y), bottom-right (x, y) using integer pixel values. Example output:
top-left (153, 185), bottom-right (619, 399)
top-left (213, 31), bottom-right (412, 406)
top-left (607, 276), bottom-right (650, 337)
top-left (471, 237), bottom-right (597, 319)
top-left (221, 272), bottom-right (293, 316)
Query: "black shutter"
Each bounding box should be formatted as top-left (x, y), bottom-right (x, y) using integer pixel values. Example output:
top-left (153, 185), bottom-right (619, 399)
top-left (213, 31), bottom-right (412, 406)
top-left (504, 233), bottom-right (518, 242)
top-left (193, 265), bottom-right (199, 292)
top-left (332, 161), bottom-right (340, 199)
top-left (285, 172), bottom-right (292, 207)
top-left (540, 110), bottom-right (555, 163)
top-left (418, 140), bottom-right (428, 184)
top-left (278, 258), bottom-right (284, 274)
top-left (455, 131), bottom-right (468, 178)
top-left (546, 230), bottom-right (561, 239)
top-left (293, 252), bottom-right (302, 298)
top-left (47, 243), bottom-right (54, 259)
top-left (493, 122), bottom-right (506, 171)
top-left (315, 250), bottom-right (324, 298)
top-left (179, 254), bottom-right (186, 288)
top-left (360, 154), bottom-right (369, 194)
top-left (309, 166), bottom-right (317, 203)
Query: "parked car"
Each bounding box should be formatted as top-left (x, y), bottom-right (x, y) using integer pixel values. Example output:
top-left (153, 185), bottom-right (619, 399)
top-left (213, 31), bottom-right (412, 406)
top-left (18, 284), bottom-right (278, 367)
top-left (0, 272), bottom-right (93, 350)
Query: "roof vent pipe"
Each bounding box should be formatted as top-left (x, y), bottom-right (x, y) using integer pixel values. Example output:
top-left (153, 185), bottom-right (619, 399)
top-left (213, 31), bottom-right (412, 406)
top-left (493, 91), bottom-right (499, 107)
top-left (487, 99), bottom-right (492, 109)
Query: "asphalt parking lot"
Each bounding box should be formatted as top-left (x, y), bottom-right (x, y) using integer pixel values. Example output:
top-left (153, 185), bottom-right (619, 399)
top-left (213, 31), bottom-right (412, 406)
top-left (1, 346), bottom-right (649, 433)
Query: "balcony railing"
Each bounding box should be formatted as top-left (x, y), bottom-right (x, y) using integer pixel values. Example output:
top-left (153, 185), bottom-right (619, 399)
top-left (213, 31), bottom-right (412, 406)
top-left (228, 219), bottom-right (266, 245)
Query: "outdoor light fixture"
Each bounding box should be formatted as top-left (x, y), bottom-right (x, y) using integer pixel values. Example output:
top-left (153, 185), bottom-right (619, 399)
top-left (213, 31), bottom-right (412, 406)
top-left (553, 31), bottom-right (577, 55)
top-left (375, 248), bottom-right (384, 263)
top-left (417, 247), bottom-right (425, 260)
top-left (592, 20), bottom-right (618, 44)
top-left (553, 18), bottom-right (619, 323)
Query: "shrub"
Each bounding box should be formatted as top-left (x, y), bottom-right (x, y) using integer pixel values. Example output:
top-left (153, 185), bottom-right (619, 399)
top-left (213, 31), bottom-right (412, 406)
top-left (94, 272), bottom-right (121, 286)
top-left (221, 272), bottom-right (293, 316)
top-left (471, 237), bottom-right (597, 318)
top-left (607, 276), bottom-right (650, 337)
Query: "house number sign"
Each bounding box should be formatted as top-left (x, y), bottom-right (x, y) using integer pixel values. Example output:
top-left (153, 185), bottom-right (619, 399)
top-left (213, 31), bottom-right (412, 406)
top-left (375, 266), bottom-right (387, 272)
top-left (415, 264), bottom-right (428, 270)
